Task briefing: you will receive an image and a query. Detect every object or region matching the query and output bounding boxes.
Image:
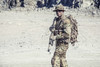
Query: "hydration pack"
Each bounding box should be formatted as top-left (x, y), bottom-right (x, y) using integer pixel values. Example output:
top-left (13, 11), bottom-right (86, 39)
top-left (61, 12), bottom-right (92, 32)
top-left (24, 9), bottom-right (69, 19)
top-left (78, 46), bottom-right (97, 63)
top-left (67, 15), bottom-right (78, 46)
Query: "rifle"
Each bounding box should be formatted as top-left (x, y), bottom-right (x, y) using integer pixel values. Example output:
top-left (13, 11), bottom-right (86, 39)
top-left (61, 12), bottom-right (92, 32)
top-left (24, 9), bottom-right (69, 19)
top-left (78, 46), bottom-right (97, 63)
top-left (48, 32), bottom-right (55, 53)
top-left (48, 29), bottom-right (63, 52)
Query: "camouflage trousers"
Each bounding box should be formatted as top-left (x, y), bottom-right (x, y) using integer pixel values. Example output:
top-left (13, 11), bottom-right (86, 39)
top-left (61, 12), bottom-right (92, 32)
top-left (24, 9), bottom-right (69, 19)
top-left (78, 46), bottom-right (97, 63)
top-left (51, 41), bottom-right (69, 67)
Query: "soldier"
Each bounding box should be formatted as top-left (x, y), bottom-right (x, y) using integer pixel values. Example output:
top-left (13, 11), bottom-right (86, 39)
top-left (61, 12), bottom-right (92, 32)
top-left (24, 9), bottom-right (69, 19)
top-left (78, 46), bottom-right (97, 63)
top-left (49, 4), bottom-right (71, 67)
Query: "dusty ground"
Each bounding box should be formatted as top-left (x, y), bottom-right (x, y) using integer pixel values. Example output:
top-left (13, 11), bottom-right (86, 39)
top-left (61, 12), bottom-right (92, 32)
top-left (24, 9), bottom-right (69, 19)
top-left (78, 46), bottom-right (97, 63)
top-left (0, 9), bottom-right (100, 67)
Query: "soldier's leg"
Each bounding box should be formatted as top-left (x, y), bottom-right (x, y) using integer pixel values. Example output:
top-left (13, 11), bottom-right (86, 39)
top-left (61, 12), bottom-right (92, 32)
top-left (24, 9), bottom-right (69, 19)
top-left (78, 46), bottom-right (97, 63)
top-left (60, 54), bottom-right (68, 67)
top-left (51, 41), bottom-right (61, 67)
top-left (14, 0), bottom-right (17, 6)
top-left (44, 0), bottom-right (47, 6)
top-left (51, 52), bottom-right (60, 67)
top-left (21, 0), bottom-right (24, 7)
top-left (60, 44), bottom-right (69, 67)
top-left (8, 0), bottom-right (12, 9)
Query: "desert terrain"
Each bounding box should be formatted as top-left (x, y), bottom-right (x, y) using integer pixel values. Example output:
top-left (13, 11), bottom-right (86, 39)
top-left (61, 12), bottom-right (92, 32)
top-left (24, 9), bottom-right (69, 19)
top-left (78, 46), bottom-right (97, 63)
top-left (0, 6), bottom-right (100, 67)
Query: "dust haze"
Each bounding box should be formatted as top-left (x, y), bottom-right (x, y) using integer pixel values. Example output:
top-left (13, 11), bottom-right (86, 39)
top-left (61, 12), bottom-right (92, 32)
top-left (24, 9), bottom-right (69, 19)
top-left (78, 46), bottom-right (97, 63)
top-left (0, 0), bottom-right (100, 67)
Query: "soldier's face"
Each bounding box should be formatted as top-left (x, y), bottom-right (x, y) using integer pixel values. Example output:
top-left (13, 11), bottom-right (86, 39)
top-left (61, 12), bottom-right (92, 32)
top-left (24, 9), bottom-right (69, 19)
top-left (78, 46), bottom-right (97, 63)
top-left (56, 10), bottom-right (64, 17)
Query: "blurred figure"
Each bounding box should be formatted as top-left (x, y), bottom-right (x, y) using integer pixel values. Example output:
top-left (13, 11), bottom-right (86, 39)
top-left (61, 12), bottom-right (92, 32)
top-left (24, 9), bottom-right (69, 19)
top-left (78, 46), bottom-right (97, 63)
top-left (44, 0), bottom-right (48, 7)
top-left (61, 0), bottom-right (67, 6)
top-left (73, 0), bottom-right (83, 8)
top-left (94, 0), bottom-right (100, 8)
top-left (56, 0), bottom-right (61, 5)
top-left (19, 0), bottom-right (24, 7)
top-left (37, 0), bottom-right (43, 8)
top-left (7, 0), bottom-right (17, 9)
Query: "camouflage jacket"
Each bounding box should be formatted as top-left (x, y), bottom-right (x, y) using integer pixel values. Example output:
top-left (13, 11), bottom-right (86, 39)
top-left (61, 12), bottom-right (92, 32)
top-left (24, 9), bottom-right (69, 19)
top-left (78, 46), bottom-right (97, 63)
top-left (50, 14), bottom-right (71, 43)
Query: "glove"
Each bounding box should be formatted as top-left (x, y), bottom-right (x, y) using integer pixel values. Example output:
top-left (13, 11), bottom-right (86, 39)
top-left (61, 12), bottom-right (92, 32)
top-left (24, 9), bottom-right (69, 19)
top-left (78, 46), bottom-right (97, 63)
top-left (56, 35), bottom-right (63, 40)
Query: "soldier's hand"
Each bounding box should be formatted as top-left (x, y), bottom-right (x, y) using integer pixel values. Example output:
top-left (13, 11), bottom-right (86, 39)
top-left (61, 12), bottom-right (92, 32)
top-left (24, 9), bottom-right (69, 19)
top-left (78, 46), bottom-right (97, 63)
top-left (47, 45), bottom-right (52, 54)
top-left (56, 35), bottom-right (63, 40)
top-left (48, 48), bottom-right (50, 52)
top-left (48, 49), bottom-right (51, 54)
top-left (48, 45), bottom-right (51, 52)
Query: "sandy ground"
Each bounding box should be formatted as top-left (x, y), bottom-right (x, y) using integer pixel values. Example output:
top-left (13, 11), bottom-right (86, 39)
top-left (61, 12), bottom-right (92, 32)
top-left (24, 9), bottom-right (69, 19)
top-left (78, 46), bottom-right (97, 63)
top-left (0, 9), bottom-right (100, 67)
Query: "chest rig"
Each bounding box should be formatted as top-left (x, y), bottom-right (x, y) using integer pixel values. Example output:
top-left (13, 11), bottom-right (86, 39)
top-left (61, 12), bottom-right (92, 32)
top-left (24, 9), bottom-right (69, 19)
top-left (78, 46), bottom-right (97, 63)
top-left (55, 18), bottom-right (64, 31)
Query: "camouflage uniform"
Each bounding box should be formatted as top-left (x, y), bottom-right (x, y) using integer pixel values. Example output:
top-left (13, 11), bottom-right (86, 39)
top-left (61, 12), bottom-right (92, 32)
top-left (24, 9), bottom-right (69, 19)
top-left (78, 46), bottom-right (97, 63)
top-left (51, 4), bottom-right (71, 67)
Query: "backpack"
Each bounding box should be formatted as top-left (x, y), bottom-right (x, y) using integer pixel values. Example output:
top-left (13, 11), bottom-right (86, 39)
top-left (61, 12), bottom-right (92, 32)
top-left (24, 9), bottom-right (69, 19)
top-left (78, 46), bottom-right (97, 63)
top-left (67, 15), bottom-right (78, 46)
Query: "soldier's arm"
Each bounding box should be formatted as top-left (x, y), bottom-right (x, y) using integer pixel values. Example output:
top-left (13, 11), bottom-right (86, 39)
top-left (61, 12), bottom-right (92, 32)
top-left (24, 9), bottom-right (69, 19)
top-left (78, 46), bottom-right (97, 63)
top-left (48, 18), bottom-right (57, 52)
top-left (49, 17), bottom-right (56, 33)
top-left (63, 19), bottom-right (71, 39)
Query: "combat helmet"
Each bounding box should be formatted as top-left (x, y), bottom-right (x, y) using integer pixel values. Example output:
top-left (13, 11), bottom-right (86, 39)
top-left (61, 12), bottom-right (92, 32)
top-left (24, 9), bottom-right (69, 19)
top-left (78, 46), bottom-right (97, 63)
top-left (53, 4), bottom-right (65, 12)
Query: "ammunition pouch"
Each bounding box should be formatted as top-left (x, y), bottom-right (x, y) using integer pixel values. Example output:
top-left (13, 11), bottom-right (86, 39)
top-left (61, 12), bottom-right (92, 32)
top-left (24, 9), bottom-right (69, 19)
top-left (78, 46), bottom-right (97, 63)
top-left (54, 29), bottom-right (64, 36)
